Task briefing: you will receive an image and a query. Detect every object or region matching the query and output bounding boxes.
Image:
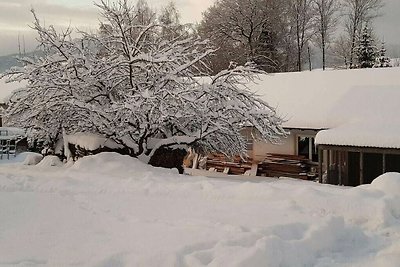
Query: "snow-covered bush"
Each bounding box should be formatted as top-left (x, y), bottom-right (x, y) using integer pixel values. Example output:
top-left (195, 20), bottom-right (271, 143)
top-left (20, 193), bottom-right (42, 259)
top-left (22, 153), bottom-right (43, 165)
top-left (1, 0), bottom-right (286, 162)
top-left (36, 155), bottom-right (63, 167)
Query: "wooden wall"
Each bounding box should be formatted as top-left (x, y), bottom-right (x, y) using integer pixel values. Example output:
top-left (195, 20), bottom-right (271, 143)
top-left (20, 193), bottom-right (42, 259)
top-left (319, 145), bottom-right (400, 186)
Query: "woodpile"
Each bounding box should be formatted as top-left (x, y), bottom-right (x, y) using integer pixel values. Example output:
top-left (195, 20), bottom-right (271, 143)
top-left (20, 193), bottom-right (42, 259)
top-left (203, 153), bottom-right (318, 180)
top-left (258, 154), bottom-right (318, 180)
top-left (205, 154), bottom-right (253, 175)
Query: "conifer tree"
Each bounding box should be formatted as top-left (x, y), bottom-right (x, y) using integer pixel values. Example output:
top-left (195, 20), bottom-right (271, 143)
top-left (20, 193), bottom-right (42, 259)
top-left (374, 42), bottom-right (391, 68)
top-left (356, 26), bottom-right (376, 68)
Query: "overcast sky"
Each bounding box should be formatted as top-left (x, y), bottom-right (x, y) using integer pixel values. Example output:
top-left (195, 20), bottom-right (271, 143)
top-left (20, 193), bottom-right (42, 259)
top-left (0, 0), bottom-right (399, 56)
top-left (0, 0), bottom-right (214, 56)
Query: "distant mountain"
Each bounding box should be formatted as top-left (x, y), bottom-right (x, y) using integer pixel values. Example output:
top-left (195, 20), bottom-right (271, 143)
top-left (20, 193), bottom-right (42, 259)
top-left (0, 51), bottom-right (43, 74)
top-left (0, 53), bottom-right (21, 73)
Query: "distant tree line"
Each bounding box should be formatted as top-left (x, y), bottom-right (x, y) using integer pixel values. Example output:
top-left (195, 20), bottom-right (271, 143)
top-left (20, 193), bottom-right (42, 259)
top-left (198, 0), bottom-right (389, 72)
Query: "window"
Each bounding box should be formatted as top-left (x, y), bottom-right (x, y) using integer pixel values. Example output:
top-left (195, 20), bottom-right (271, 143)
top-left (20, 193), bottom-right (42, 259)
top-left (297, 135), bottom-right (318, 162)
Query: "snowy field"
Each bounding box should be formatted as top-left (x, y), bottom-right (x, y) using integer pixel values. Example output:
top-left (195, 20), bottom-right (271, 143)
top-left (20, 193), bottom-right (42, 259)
top-left (1, 153), bottom-right (400, 267)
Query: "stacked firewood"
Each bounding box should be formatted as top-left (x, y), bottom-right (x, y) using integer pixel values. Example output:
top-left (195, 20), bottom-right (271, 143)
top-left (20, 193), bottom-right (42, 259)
top-left (258, 153), bottom-right (317, 180)
top-left (204, 153), bottom-right (318, 180)
top-left (205, 154), bottom-right (253, 175)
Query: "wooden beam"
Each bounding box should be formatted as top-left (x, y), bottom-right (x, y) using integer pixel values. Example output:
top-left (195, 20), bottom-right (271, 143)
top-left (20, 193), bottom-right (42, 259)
top-left (338, 152), bottom-right (342, 185)
top-left (360, 152), bottom-right (364, 185)
top-left (327, 150), bottom-right (331, 184)
top-left (318, 144), bottom-right (400, 155)
top-left (318, 147), bottom-right (323, 183)
top-left (192, 153), bottom-right (199, 169)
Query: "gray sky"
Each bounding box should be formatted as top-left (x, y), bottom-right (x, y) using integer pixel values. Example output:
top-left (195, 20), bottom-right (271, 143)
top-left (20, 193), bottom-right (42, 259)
top-left (0, 0), bottom-right (399, 56)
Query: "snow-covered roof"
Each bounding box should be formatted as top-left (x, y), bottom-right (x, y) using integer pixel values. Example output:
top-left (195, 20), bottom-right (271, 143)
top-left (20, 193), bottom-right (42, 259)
top-left (315, 122), bottom-right (400, 149)
top-left (0, 78), bottom-right (27, 103)
top-left (250, 67), bottom-right (400, 130)
top-left (0, 127), bottom-right (25, 140)
top-left (249, 67), bottom-right (400, 148)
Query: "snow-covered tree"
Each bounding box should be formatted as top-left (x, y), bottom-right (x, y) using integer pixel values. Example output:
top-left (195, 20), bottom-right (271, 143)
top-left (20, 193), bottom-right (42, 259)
top-left (356, 26), bottom-right (376, 68)
top-left (2, 11), bottom-right (101, 148)
top-left (1, 0), bottom-right (286, 162)
top-left (158, 1), bottom-right (183, 37)
top-left (374, 42), bottom-right (391, 68)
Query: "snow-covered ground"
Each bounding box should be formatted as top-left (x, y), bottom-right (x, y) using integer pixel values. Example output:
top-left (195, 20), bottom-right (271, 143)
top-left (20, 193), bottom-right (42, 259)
top-left (1, 152), bottom-right (400, 267)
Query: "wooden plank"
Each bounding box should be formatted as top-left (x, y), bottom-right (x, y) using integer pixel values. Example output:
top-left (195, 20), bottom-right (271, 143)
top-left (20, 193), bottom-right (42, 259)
top-left (250, 163), bottom-right (258, 176)
top-left (383, 153), bottom-right (386, 173)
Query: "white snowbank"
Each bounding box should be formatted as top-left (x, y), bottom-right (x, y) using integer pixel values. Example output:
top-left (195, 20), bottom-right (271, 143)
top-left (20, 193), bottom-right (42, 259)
top-left (70, 152), bottom-right (166, 173)
top-left (22, 152), bottom-right (43, 165)
top-left (368, 172), bottom-right (400, 197)
top-left (36, 155), bottom-right (63, 167)
top-left (65, 132), bottom-right (123, 151)
top-left (0, 152), bottom-right (399, 266)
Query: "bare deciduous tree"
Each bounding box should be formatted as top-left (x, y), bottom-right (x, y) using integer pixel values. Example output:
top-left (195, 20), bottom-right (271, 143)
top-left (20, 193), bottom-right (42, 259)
top-left (332, 34), bottom-right (351, 68)
top-left (199, 0), bottom-right (270, 69)
top-left (199, 0), bottom-right (294, 73)
top-left (313, 0), bottom-right (340, 70)
top-left (287, 0), bottom-right (315, 71)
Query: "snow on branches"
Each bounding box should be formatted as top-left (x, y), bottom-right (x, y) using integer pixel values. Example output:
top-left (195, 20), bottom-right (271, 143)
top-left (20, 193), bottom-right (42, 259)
top-left (356, 26), bottom-right (377, 68)
top-left (1, 0), bottom-right (286, 161)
